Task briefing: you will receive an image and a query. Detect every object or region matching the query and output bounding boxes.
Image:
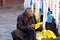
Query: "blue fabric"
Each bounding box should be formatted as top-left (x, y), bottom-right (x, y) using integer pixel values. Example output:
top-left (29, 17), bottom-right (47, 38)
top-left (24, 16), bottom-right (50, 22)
top-left (30, 0), bottom-right (32, 6)
top-left (41, 0), bottom-right (43, 13)
top-left (40, 0), bottom-right (43, 13)
top-left (46, 11), bottom-right (53, 23)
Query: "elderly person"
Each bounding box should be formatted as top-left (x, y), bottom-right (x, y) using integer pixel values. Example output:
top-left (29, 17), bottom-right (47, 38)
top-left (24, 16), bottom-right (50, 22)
top-left (11, 8), bottom-right (37, 40)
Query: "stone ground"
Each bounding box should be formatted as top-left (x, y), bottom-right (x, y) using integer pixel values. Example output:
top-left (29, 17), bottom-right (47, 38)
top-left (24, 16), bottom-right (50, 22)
top-left (0, 8), bottom-right (23, 40)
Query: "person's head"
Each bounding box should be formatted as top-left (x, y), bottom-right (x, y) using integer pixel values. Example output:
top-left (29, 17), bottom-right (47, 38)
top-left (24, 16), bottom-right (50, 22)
top-left (40, 9), bottom-right (42, 12)
top-left (48, 8), bottom-right (50, 11)
top-left (47, 8), bottom-right (52, 15)
top-left (24, 8), bottom-right (32, 18)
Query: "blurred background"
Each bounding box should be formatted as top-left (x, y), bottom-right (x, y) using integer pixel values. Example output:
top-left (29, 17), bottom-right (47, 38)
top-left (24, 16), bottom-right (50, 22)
top-left (0, 0), bottom-right (60, 40)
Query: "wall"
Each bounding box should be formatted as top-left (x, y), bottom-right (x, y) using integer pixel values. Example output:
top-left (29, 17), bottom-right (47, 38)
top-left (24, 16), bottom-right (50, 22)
top-left (2, 0), bottom-right (24, 7)
top-left (6, 0), bottom-right (24, 3)
top-left (0, 0), bottom-right (2, 6)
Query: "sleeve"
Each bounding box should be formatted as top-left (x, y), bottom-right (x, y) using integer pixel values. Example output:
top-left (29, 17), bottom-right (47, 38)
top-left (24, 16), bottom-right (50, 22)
top-left (17, 16), bottom-right (33, 31)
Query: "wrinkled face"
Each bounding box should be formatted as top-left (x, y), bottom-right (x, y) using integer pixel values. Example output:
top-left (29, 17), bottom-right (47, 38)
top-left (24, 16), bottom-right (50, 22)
top-left (26, 9), bottom-right (32, 17)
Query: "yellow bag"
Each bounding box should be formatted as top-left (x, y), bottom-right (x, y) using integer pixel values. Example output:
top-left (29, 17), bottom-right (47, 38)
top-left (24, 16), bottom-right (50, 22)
top-left (40, 30), bottom-right (47, 39)
top-left (47, 30), bottom-right (57, 39)
top-left (39, 30), bottom-right (57, 39)
top-left (35, 22), bottom-right (43, 29)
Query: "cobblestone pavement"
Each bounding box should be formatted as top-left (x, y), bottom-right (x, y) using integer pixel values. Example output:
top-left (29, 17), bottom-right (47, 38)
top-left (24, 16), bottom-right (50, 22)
top-left (0, 8), bottom-right (23, 40)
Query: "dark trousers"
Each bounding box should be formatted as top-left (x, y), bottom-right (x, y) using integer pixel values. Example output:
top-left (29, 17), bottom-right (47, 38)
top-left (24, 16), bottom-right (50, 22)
top-left (11, 29), bottom-right (35, 40)
top-left (45, 22), bottom-right (59, 37)
top-left (11, 31), bottom-right (21, 40)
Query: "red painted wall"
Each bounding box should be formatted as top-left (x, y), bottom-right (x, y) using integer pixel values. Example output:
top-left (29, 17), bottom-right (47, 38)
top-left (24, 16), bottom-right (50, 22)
top-left (0, 0), bottom-right (1, 5)
top-left (2, 0), bottom-right (6, 6)
top-left (2, 0), bottom-right (24, 6)
top-left (6, 0), bottom-right (24, 3)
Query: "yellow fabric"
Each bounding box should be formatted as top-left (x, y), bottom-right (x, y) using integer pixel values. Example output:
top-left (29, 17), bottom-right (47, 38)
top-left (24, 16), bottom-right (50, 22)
top-left (32, 8), bottom-right (42, 22)
top-left (32, 8), bottom-right (36, 14)
top-left (40, 30), bottom-right (47, 38)
top-left (35, 22), bottom-right (43, 29)
top-left (38, 12), bottom-right (42, 22)
top-left (40, 30), bottom-right (57, 39)
top-left (47, 30), bottom-right (57, 39)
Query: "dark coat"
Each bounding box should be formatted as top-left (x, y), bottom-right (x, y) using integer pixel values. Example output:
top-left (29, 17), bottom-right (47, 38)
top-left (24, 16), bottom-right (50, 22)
top-left (11, 13), bottom-right (37, 40)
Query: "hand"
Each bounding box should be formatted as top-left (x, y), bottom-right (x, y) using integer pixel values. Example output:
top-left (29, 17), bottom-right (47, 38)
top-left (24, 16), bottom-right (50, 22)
top-left (31, 24), bottom-right (35, 28)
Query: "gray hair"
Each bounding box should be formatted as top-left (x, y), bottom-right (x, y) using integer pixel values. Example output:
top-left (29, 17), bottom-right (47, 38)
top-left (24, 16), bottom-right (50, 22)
top-left (24, 7), bottom-right (31, 13)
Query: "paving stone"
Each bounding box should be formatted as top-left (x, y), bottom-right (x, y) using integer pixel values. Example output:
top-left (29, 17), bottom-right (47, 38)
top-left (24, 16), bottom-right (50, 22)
top-left (0, 9), bottom-right (23, 40)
